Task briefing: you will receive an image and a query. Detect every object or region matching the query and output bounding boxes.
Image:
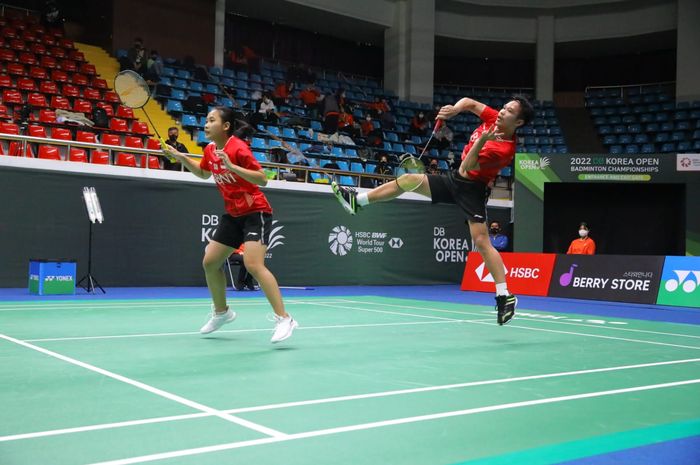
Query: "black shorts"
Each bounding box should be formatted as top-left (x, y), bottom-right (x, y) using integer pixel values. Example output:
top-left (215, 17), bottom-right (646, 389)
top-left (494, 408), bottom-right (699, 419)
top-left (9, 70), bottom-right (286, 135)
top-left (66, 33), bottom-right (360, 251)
top-left (212, 212), bottom-right (273, 248)
top-left (427, 170), bottom-right (491, 223)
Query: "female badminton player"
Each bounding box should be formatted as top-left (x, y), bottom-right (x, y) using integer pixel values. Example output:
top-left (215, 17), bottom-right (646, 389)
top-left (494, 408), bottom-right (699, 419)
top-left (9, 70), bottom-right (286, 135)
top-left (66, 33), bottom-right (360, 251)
top-left (164, 107), bottom-right (297, 342)
top-left (332, 95), bottom-right (534, 325)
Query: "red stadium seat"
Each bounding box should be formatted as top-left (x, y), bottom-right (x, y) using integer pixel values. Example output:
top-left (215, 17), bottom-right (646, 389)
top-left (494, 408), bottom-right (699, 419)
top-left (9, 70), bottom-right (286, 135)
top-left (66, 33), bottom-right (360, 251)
top-left (72, 73), bottom-right (88, 86)
top-left (92, 78), bottom-right (108, 89)
top-left (28, 125), bottom-right (47, 138)
top-left (109, 118), bottom-right (128, 132)
top-left (131, 121), bottom-right (149, 134)
top-left (96, 102), bottom-right (114, 116)
top-left (79, 63), bottom-right (96, 75)
top-left (101, 134), bottom-right (121, 146)
top-left (39, 109), bottom-right (57, 123)
top-left (68, 148), bottom-right (88, 162)
top-left (29, 66), bottom-right (48, 80)
top-left (146, 138), bottom-right (161, 150)
top-left (9, 142), bottom-right (34, 157)
top-left (16, 77), bottom-right (36, 91)
top-left (115, 152), bottom-right (136, 167)
top-left (124, 136), bottom-right (143, 149)
top-left (50, 95), bottom-right (70, 110)
top-left (40, 55), bottom-right (57, 69)
top-left (59, 59), bottom-right (76, 73)
top-left (0, 122), bottom-right (20, 134)
top-left (38, 145), bottom-right (61, 160)
top-left (73, 99), bottom-right (92, 113)
top-left (0, 104), bottom-right (9, 118)
top-left (91, 150), bottom-right (110, 164)
top-left (2, 89), bottom-right (23, 105)
top-left (7, 63), bottom-right (25, 76)
top-left (116, 106), bottom-right (134, 119)
top-left (141, 155), bottom-right (161, 169)
top-left (50, 46), bottom-right (65, 59)
top-left (69, 51), bottom-right (85, 62)
top-left (76, 131), bottom-right (97, 144)
top-left (9, 39), bottom-right (25, 51)
top-left (29, 43), bottom-right (46, 55)
top-left (51, 69), bottom-right (68, 83)
top-left (83, 88), bottom-right (101, 100)
top-left (0, 48), bottom-right (16, 61)
top-left (61, 84), bottom-right (80, 97)
top-left (41, 34), bottom-right (56, 47)
top-left (2, 27), bottom-right (17, 39)
top-left (0, 75), bottom-right (13, 88)
top-left (59, 38), bottom-right (74, 49)
top-left (18, 51), bottom-right (36, 65)
top-left (27, 92), bottom-right (48, 107)
top-left (39, 81), bottom-right (59, 94)
top-left (51, 127), bottom-right (72, 140)
top-left (103, 91), bottom-right (120, 103)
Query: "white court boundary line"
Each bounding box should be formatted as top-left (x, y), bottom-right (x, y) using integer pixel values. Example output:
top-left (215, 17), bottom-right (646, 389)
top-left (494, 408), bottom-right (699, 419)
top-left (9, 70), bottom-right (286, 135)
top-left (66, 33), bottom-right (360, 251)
top-left (0, 299), bottom-right (346, 312)
top-left (24, 319), bottom-right (469, 343)
top-left (336, 299), bottom-right (700, 341)
top-left (85, 377), bottom-right (700, 465)
top-left (317, 300), bottom-right (700, 351)
top-left (0, 333), bottom-right (286, 439)
top-left (3, 354), bottom-right (699, 443)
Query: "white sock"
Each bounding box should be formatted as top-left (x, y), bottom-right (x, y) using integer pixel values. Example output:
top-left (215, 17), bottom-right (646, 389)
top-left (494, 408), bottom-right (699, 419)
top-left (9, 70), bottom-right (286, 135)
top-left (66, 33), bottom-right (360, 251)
top-left (495, 283), bottom-right (509, 297)
top-left (357, 193), bottom-right (370, 206)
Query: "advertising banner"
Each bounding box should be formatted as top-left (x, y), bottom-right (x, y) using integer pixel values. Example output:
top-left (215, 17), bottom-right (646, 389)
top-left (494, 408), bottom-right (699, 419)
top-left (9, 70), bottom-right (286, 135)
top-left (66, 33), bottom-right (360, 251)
top-left (461, 252), bottom-right (556, 296)
top-left (656, 256), bottom-right (700, 308)
top-left (548, 254), bottom-right (664, 304)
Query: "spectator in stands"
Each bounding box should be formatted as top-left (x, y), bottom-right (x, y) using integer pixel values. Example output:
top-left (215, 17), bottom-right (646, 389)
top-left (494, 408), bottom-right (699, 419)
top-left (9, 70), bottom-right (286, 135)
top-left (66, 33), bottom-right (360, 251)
top-left (362, 114), bottom-right (383, 147)
top-left (489, 221), bottom-right (508, 251)
top-left (251, 93), bottom-right (278, 126)
top-left (567, 222), bottom-right (596, 255)
top-left (410, 111), bottom-right (429, 136)
top-left (338, 107), bottom-right (359, 138)
top-left (126, 37), bottom-right (147, 75)
top-left (361, 114), bottom-right (374, 137)
top-left (227, 46), bottom-right (248, 73)
top-left (42, 0), bottom-right (64, 32)
top-left (273, 81), bottom-right (293, 106)
top-left (374, 155), bottom-right (393, 183)
top-left (163, 127), bottom-right (187, 171)
top-left (322, 90), bottom-right (342, 134)
top-left (378, 109), bottom-right (396, 130)
top-left (426, 159), bottom-right (439, 175)
top-left (145, 50), bottom-right (163, 83)
top-left (299, 84), bottom-right (322, 118)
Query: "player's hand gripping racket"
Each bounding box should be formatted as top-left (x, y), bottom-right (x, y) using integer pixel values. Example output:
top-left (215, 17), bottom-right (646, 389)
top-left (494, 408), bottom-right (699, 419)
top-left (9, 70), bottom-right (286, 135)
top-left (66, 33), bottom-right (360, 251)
top-left (396, 118), bottom-right (443, 191)
top-left (113, 70), bottom-right (176, 162)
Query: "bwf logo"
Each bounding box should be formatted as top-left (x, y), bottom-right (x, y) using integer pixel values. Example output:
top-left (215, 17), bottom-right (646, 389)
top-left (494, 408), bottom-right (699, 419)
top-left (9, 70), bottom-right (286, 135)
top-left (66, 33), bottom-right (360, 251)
top-left (329, 225), bottom-right (353, 256)
top-left (665, 270), bottom-right (700, 293)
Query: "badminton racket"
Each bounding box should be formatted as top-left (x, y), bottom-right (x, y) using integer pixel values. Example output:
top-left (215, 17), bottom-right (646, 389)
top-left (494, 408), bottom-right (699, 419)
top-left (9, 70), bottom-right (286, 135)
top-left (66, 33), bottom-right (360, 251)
top-left (395, 119), bottom-right (443, 191)
top-left (113, 70), bottom-right (176, 162)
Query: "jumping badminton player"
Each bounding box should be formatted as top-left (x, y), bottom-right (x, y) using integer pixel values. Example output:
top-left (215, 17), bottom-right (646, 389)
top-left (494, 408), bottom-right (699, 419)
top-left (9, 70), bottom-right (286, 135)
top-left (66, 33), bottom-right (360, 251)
top-left (164, 107), bottom-right (298, 342)
top-left (332, 95), bottom-right (533, 325)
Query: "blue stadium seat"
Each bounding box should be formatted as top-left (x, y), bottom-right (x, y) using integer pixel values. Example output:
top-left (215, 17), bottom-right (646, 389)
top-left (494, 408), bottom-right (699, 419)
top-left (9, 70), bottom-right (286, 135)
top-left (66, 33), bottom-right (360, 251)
top-left (618, 134), bottom-right (633, 145)
top-left (331, 147), bottom-right (344, 157)
top-left (345, 149), bottom-right (358, 158)
top-left (166, 100), bottom-right (183, 113)
top-left (634, 134), bottom-right (649, 144)
top-left (253, 151), bottom-right (267, 163)
top-left (266, 126), bottom-right (281, 137)
top-left (624, 144), bottom-right (639, 154)
top-left (170, 89), bottom-right (186, 101)
top-left (641, 143), bottom-right (656, 154)
top-left (310, 121), bottom-right (322, 131)
top-left (339, 176), bottom-right (357, 187)
top-left (181, 114), bottom-right (198, 128)
top-left (660, 142), bottom-right (677, 153)
top-left (677, 141), bottom-right (692, 152)
top-left (196, 131), bottom-right (208, 145)
top-left (337, 161), bottom-right (349, 171)
top-left (251, 137), bottom-right (266, 150)
top-left (392, 143), bottom-right (405, 153)
top-left (350, 162), bottom-right (364, 173)
top-left (603, 135), bottom-right (617, 145)
top-left (282, 128), bottom-right (296, 139)
top-left (609, 145), bottom-right (623, 154)
top-left (189, 82), bottom-right (203, 92)
top-left (671, 131), bottom-right (686, 142)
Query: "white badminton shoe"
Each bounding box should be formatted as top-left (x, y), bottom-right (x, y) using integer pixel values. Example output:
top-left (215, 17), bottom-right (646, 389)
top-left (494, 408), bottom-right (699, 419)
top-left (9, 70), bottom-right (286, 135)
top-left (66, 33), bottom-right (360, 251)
top-left (200, 306), bottom-right (237, 334)
top-left (270, 314), bottom-right (298, 343)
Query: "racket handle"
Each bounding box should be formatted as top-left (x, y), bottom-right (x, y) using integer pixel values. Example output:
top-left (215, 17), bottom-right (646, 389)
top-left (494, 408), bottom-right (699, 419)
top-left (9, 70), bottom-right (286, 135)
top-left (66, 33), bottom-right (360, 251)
top-left (159, 138), bottom-right (177, 163)
top-left (433, 119), bottom-right (444, 133)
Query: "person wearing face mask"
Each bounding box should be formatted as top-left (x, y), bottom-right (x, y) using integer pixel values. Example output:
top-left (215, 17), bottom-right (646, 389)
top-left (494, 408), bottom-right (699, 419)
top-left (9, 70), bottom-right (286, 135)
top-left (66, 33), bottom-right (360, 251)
top-left (410, 111), bottom-right (428, 136)
top-left (251, 93), bottom-right (278, 126)
top-left (163, 127), bottom-right (187, 171)
top-left (567, 222), bottom-right (596, 255)
top-left (488, 221), bottom-right (508, 251)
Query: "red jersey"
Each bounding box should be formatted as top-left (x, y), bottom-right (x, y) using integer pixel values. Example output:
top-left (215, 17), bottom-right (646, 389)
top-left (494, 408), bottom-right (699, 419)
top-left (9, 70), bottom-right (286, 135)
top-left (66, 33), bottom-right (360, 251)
top-left (200, 136), bottom-right (272, 217)
top-left (461, 106), bottom-right (517, 185)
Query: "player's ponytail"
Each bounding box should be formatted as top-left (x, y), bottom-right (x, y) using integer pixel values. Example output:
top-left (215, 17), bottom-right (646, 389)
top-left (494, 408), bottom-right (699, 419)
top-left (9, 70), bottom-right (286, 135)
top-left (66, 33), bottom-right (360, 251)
top-left (233, 119), bottom-right (254, 141)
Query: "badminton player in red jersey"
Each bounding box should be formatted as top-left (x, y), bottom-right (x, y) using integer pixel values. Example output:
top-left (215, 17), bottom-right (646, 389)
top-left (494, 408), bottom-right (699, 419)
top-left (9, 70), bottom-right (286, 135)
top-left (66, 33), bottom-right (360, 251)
top-left (164, 107), bottom-right (297, 342)
top-left (333, 96), bottom-right (533, 325)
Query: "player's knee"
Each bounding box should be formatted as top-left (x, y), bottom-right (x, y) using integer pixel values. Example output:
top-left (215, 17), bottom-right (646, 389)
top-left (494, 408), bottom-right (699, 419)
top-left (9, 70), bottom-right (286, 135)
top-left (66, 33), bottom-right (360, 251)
top-left (473, 233), bottom-right (491, 251)
top-left (202, 254), bottom-right (222, 272)
top-left (243, 258), bottom-right (264, 277)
